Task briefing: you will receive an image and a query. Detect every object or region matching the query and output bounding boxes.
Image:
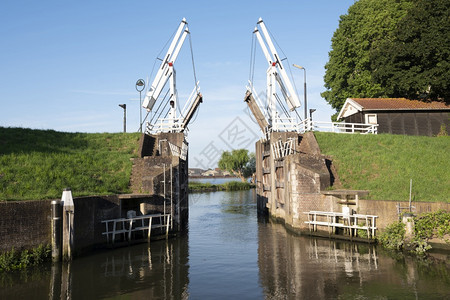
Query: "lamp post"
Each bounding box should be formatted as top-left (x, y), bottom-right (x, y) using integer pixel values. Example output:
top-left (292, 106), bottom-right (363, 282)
top-left (293, 64), bottom-right (307, 120)
top-left (135, 79), bottom-right (145, 133)
top-left (119, 104), bottom-right (126, 133)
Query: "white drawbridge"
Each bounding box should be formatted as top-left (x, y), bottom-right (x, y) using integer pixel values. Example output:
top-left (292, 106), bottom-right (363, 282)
top-left (246, 18), bottom-right (302, 134)
top-left (142, 18), bottom-right (202, 134)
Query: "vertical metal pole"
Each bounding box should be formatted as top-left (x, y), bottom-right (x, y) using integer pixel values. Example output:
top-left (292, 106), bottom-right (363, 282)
top-left (51, 200), bottom-right (62, 262)
top-left (170, 164), bottom-right (173, 229)
top-left (136, 79), bottom-right (145, 133)
top-left (119, 104), bottom-right (126, 133)
top-left (139, 90), bottom-right (142, 133)
top-left (123, 105), bottom-right (126, 133)
top-left (409, 179), bottom-right (412, 212)
top-left (303, 68), bottom-right (307, 120)
top-left (163, 164), bottom-right (166, 216)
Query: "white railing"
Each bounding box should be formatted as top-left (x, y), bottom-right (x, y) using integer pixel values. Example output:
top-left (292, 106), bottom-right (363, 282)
top-left (298, 119), bottom-right (378, 134)
top-left (271, 137), bottom-right (296, 159)
top-left (167, 140), bottom-right (188, 161)
top-left (146, 117), bottom-right (184, 134)
top-left (273, 116), bottom-right (298, 132)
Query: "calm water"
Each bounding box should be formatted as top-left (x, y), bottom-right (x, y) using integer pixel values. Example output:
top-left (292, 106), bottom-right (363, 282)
top-left (1, 188), bottom-right (449, 299)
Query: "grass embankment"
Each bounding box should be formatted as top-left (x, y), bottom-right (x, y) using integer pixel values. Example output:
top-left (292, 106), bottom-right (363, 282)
top-left (0, 127), bottom-right (141, 201)
top-left (314, 132), bottom-right (450, 202)
top-left (189, 181), bottom-right (254, 192)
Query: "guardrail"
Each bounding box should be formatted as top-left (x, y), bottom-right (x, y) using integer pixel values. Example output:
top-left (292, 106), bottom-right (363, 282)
top-left (304, 211), bottom-right (378, 239)
top-left (102, 213), bottom-right (171, 245)
top-left (298, 119), bottom-right (378, 134)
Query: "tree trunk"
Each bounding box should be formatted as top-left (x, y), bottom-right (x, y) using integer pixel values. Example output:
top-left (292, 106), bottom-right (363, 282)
top-left (233, 170), bottom-right (246, 183)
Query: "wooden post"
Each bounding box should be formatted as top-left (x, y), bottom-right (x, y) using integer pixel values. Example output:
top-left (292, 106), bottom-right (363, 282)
top-left (62, 188), bottom-right (74, 261)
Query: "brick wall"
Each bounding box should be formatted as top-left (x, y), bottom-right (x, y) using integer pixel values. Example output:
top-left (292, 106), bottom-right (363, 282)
top-left (0, 200), bottom-right (52, 252)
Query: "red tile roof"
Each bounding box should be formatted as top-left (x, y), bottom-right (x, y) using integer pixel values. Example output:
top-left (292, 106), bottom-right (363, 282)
top-left (350, 98), bottom-right (450, 110)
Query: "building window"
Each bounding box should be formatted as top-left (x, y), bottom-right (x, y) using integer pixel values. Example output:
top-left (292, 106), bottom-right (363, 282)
top-left (365, 114), bottom-right (377, 124)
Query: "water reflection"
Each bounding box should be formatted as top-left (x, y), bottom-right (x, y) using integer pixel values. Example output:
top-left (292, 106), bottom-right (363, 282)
top-left (1, 189), bottom-right (449, 299)
top-left (66, 237), bottom-right (190, 299)
top-left (258, 220), bottom-right (450, 299)
top-left (0, 237), bottom-right (189, 300)
top-left (306, 239), bottom-right (379, 275)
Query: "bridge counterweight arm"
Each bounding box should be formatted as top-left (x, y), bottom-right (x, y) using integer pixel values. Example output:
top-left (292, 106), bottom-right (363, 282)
top-left (256, 18), bottom-right (301, 110)
top-left (143, 19), bottom-right (188, 111)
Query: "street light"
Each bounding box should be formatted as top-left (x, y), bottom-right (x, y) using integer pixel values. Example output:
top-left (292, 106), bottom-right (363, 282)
top-left (293, 64), bottom-right (307, 120)
top-left (135, 79), bottom-right (145, 133)
top-left (119, 104), bottom-right (126, 133)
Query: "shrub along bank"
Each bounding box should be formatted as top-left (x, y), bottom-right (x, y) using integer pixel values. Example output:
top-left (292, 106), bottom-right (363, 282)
top-left (189, 181), bottom-right (254, 192)
top-left (377, 210), bottom-right (450, 255)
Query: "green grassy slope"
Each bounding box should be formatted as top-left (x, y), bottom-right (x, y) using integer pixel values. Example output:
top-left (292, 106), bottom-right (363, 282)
top-left (315, 132), bottom-right (450, 203)
top-left (0, 127), bottom-right (141, 201)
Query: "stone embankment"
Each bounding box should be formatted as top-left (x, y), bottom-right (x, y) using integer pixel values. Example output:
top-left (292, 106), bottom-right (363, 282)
top-left (255, 132), bottom-right (449, 247)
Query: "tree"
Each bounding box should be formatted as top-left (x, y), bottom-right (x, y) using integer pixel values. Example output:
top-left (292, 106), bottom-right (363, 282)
top-left (371, 0), bottom-right (450, 102)
top-left (218, 149), bottom-right (255, 182)
top-left (322, 0), bottom-right (413, 116)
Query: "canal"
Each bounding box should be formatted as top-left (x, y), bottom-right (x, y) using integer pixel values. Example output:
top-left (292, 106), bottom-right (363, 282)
top-left (1, 187), bottom-right (449, 299)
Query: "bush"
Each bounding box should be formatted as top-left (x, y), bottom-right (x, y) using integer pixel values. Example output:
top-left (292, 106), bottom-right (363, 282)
top-left (223, 181), bottom-right (252, 191)
top-left (408, 210), bottom-right (450, 254)
top-left (378, 221), bottom-right (405, 250)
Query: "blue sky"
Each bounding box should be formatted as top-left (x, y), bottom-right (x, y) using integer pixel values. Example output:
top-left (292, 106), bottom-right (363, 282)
top-left (1, 0), bottom-right (355, 168)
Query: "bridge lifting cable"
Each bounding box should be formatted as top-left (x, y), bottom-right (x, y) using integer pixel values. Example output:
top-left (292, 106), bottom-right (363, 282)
top-left (274, 93), bottom-right (291, 119)
top-left (249, 33), bottom-right (256, 84)
top-left (188, 33), bottom-right (199, 95)
top-left (148, 88), bottom-right (170, 125)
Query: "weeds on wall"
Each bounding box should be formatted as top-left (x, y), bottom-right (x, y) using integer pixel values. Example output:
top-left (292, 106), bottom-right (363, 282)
top-left (0, 244), bottom-right (51, 272)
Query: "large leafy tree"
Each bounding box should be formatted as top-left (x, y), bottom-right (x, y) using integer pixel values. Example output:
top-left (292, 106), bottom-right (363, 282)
top-left (322, 0), bottom-right (413, 116)
top-left (371, 0), bottom-right (450, 102)
top-left (218, 149), bottom-right (255, 182)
